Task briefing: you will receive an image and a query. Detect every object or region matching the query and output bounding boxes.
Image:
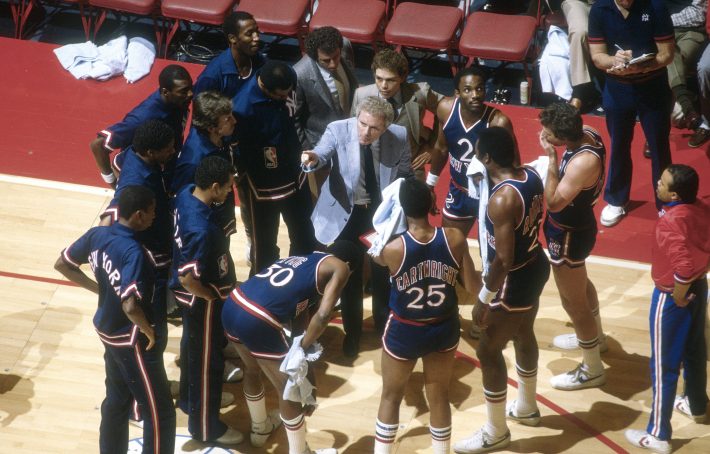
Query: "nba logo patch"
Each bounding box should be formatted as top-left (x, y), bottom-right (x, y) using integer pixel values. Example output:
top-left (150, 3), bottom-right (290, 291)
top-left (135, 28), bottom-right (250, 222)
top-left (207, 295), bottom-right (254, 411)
top-left (264, 147), bottom-right (278, 168)
top-left (218, 254), bottom-right (229, 278)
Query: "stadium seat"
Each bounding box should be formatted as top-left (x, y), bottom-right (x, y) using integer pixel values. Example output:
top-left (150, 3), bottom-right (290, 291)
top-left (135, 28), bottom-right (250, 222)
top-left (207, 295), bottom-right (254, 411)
top-left (160, 0), bottom-right (235, 57)
top-left (384, 0), bottom-right (467, 75)
top-left (309, 0), bottom-right (388, 51)
top-left (235, 0), bottom-right (311, 51)
top-left (89, 0), bottom-right (160, 40)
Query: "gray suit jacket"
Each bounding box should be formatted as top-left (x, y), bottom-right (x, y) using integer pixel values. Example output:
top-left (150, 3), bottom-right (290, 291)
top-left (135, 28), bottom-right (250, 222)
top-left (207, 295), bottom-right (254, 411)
top-left (294, 55), bottom-right (358, 149)
top-left (351, 82), bottom-right (443, 158)
top-left (306, 117), bottom-right (412, 244)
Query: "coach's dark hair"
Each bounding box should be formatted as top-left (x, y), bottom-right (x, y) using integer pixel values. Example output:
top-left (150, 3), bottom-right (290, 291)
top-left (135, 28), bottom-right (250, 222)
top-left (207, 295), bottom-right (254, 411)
top-left (195, 156), bottom-right (232, 190)
top-left (666, 164), bottom-right (699, 203)
top-left (158, 64), bottom-right (192, 91)
top-left (259, 61), bottom-right (297, 92)
top-left (539, 102), bottom-right (584, 142)
top-left (305, 26), bottom-right (343, 61)
top-left (119, 185), bottom-right (155, 219)
top-left (223, 11), bottom-right (255, 37)
top-left (454, 66), bottom-right (487, 92)
top-left (399, 177), bottom-right (432, 218)
top-left (477, 126), bottom-right (516, 167)
top-left (133, 119), bottom-right (175, 156)
top-left (192, 91), bottom-right (233, 132)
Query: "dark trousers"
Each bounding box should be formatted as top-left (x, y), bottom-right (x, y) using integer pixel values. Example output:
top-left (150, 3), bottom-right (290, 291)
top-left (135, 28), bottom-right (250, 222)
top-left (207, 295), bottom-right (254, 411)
top-left (646, 279), bottom-right (708, 440)
top-left (100, 341), bottom-right (175, 454)
top-left (247, 183), bottom-right (316, 275)
top-left (602, 74), bottom-right (672, 209)
top-left (178, 297), bottom-right (227, 441)
top-left (335, 204), bottom-right (391, 340)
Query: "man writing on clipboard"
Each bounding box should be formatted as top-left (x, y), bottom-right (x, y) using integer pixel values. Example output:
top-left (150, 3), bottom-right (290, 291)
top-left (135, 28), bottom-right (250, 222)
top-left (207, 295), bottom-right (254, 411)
top-left (588, 0), bottom-right (675, 228)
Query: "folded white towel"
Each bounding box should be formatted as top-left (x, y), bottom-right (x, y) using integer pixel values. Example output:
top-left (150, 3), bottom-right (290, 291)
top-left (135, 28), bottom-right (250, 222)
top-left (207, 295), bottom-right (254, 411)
top-left (124, 37), bottom-right (156, 84)
top-left (53, 41), bottom-right (99, 79)
top-left (279, 334), bottom-right (323, 407)
top-left (89, 35), bottom-right (128, 81)
top-left (368, 178), bottom-right (407, 257)
top-left (466, 156), bottom-right (491, 275)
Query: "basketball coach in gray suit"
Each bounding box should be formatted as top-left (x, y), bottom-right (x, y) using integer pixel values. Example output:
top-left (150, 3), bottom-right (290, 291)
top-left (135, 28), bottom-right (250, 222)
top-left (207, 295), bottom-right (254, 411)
top-left (301, 96), bottom-right (412, 357)
top-left (351, 48), bottom-right (442, 180)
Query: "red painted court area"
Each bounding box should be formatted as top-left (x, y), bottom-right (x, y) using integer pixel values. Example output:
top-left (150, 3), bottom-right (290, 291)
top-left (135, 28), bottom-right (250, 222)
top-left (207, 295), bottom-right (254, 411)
top-left (1, 37), bottom-right (708, 263)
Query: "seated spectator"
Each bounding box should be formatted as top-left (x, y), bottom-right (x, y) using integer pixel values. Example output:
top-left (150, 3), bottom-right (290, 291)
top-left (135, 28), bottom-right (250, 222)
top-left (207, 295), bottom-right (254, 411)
top-left (561, 0), bottom-right (601, 110)
top-left (690, 4), bottom-right (710, 148)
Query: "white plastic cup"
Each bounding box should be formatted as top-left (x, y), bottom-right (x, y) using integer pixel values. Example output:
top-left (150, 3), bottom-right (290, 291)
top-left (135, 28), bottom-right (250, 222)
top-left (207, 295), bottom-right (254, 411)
top-left (520, 80), bottom-right (529, 105)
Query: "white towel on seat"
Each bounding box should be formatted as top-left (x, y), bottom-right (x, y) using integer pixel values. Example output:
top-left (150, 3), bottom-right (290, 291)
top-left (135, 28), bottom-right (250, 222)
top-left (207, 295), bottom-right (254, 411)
top-left (466, 157), bottom-right (491, 275)
top-left (367, 178), bottom-right (407, 257)
top-left (279, 334), bottom-right (323, 407)
top-left (124, 37), bottom-right (156, 84)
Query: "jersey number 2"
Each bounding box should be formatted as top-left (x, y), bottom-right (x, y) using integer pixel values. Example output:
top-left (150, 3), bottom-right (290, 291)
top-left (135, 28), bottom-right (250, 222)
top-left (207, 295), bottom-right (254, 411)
top-left (406, 284), bottom-right (446, 310)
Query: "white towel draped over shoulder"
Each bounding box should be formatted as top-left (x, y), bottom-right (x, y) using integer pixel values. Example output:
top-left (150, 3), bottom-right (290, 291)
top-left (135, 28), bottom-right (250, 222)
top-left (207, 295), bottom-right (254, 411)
top-left (539, 26), bottom-right (572, 101)
top-left (466, 157), bottom-right (491, 275)
top-left (367, 178), bottom-right (407, 257)
top-left (279, 334), bottom-right (323, 407)
top-left (524, 156), bottom-right (550, 186)
top-left (54, 35), bottom-right (154, 82)
top-left (124, 37), bottom-right (156, 83)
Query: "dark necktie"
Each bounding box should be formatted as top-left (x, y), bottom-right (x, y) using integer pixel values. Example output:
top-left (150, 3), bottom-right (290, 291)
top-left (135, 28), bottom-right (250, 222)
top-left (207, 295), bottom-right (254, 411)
top-left (387, 97), bottom-right (398, 116)
top-left (362, 144), bottom-right (380, 207)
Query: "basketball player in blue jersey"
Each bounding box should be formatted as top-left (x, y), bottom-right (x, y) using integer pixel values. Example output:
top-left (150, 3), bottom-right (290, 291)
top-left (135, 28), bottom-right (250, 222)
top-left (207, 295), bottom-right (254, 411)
top-left (90, 65), bottom-right (193, 187)
top-left (170, 156), bottom-right (242, 445)
top-left (454, 127), bottom-right (550, 454)
top-left (221, 242), bottom-right (358, 454)
top-left (539, 103), bottom-right (607, 391)
top-left (428, 66), bottom-right (516, 237)
top-left (371, 178), bottom-right (479, 454)
top-left (55, 186), bottom-right (176, 454)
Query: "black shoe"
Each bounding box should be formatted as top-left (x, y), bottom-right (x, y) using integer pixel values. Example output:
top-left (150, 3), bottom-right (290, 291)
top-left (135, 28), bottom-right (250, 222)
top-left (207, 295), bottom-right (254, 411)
top-left (689, 127), bottom-right (710, 148)
top-left (342, 334), bottom-right (360, 358)
top-left (643, 142), bottom-right (651, 159)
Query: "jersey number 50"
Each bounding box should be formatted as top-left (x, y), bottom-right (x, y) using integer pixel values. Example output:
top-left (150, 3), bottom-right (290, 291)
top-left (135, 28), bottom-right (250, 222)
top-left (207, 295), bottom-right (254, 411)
top-left (406, 284), bottom-right (446, 310)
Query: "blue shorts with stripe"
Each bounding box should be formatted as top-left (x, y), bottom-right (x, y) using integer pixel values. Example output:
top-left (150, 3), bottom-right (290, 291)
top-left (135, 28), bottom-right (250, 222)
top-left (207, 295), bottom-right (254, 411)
top-left (443, 182), bottom-right (479, 221)
top-left (490, 249), bottom-right (550, 312)
top-left (382, 312), bottom-right (460, 360)
top-left (544, 217), bottom-right (597, 267)
top-left (222, 297), bottom-right (289, 360)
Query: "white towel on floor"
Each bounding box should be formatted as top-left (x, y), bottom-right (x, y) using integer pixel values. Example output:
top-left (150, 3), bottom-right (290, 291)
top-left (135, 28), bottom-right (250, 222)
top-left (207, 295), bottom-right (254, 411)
top-left (53, 41), bottom-right (99, 79)
top-left (279, 334), bottom-right (322, 407)
top-left (89, 36), bottom-right (128, 81)
top-left (368, 178), bottom-right (407, 257)
top-left (466, 156), bottom-right (491, 275)
top-left (124, 37), bottom-right (156, 84)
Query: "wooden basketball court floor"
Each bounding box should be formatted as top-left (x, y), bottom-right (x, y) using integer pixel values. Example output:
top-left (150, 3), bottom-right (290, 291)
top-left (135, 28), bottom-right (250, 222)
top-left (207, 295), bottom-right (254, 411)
top-left (0, 172), bottom-right (708, 454)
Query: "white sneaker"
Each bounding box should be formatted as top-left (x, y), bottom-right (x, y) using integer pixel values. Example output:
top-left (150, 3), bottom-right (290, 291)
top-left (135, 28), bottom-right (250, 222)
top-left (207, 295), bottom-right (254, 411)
top-left (453, 428), bottom-right (511, 454)
top-left (550, 364), bottom-right (605, 390)
top-left (214, 427), bottom-right (244, 445)
top-left (506, 399), bottom-right (540, 426)
top-left (624, 429), bottom-right (671, 454)
top-left (674, 395), bottom-right (706, 423)
top-left (600, 204), bottom-right (627, 227)
top-left (469, 324), bottom-right (481, 340)
top-left (224, 360), bottom-right (244, 383)
top-left (221, 391), bottom-right (235, 408)
top-left (251, 409), bottom-right (282, 447)
top-left (552, 333), bottom-right (608, 353)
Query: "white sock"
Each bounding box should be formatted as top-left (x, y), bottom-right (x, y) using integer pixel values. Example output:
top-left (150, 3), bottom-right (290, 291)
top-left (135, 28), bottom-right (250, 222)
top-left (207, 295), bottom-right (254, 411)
top-left (245, 387), bottom-right (268, 426)
top-left (515, 364), bottom-right (538, 414)
top-left (430, 425), bottom-right (451, 453)
top-left (374, 418), bottom-right (398, 453)
top-left (579, 337), bottom-right (604, 375)
top-left (483, 388), bottom-right (507, 438)
top-left (282, 413), bottom-right (307, 454)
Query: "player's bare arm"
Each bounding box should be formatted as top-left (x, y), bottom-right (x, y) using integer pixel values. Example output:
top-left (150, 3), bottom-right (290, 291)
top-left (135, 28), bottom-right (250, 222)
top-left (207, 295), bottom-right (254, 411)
top-left (428, 97), bottom-right (455, 179)
top-left (372, 235), bottom-right (405, 269)
top-left (90, 136), bottom-right (117, 188)
top-left (179, 272), bottom-right (220, 302)
top-left (444, 227), bottom-right (481, 299)
top-left (472, 187), bottom-right (519, 328)
top-left (54, 256), bottom-right (99, 294)
top-left (541, 131), bottom-right (602, 212)
top-left (122, 295), bottom-right (156, 350)
top-left (301, 257), bottom-right (351, 350)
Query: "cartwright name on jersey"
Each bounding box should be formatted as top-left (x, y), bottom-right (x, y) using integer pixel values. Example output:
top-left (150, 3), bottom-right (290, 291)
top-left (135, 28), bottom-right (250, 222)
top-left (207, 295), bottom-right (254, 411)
top-left (88, 249), bottom-right (122, 295)
top-left (394, 260), bottom-right (459, 292)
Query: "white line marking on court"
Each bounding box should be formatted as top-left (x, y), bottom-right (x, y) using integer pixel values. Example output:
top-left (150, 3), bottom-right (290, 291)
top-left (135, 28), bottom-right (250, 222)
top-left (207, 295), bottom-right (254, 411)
top-left (0, 173), bottom-right (112, 196)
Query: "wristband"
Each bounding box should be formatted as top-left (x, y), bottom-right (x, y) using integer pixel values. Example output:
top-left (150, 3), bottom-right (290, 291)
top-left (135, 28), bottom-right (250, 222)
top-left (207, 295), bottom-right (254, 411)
top-left (425, 172), bottom-right (439, 187)
top-left (478, 285), bottom-right (497, 305)
top-left (101, 172), bottom-right (116, 184)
